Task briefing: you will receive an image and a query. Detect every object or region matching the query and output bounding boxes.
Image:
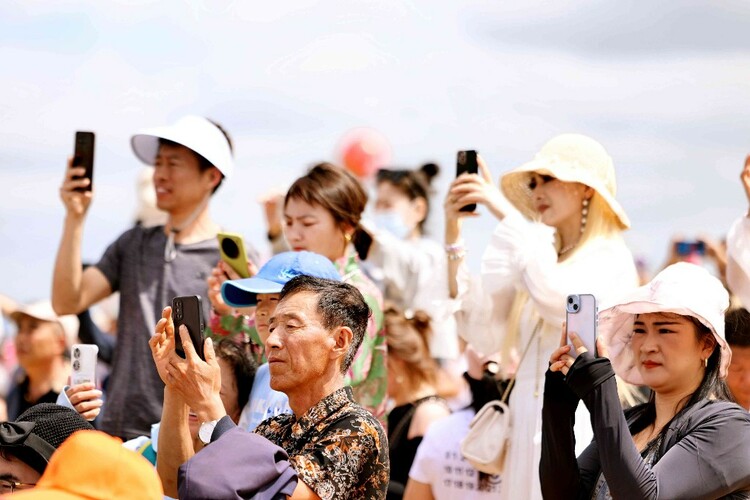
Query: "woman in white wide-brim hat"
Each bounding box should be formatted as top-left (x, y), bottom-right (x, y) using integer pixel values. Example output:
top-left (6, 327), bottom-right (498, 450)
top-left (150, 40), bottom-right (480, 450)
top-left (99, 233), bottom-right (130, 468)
top-left (542, 263), bottom-right (750, 499)
top-left (444, 134), bottom-right (639, 500)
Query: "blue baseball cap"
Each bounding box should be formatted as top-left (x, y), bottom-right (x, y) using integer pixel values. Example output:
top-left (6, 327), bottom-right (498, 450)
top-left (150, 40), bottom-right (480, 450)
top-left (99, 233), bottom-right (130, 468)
top-left (221, 251), bottom-right (341, 307)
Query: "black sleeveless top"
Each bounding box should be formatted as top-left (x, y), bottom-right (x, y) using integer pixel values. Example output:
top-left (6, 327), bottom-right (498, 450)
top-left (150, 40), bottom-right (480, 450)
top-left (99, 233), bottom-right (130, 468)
top-left (387, 395), bottom-right (448, 500)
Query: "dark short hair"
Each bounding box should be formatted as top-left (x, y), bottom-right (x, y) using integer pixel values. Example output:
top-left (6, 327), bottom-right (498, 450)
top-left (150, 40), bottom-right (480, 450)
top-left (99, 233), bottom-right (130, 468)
top-left (157, 118), bottom-right (233, 194)
top-left (214, 339), bottom-right (256, 411)
top-left (279, 275), bottom-right (370, 373)
top-left (726, 308), bottom-right (750, 347)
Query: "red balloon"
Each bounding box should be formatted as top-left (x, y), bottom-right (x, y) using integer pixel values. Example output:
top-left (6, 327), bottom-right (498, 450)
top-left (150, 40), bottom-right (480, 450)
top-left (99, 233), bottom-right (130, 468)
top-left (337, 128), bottom-right (392, 179)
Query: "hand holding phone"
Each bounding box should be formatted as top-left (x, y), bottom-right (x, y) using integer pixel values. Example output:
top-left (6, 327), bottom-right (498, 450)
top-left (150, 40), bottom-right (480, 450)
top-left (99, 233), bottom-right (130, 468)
top-left (172, 295), bottom-right (206, 360)
top-left (217, 232), bottom-right (251, 278)
top-left (72, 131), bottom-right (95, 192)
top-left (565, 294), bottom-right (598, 355)
top-left (456, 150), bottom-right (479, 212)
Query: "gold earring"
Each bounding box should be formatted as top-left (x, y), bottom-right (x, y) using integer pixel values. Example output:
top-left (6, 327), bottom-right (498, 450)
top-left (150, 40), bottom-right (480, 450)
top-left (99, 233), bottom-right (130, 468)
top-left (703, 357), bottom-right (708, 368)
top-left (344, 233), bottom-right (352, 243)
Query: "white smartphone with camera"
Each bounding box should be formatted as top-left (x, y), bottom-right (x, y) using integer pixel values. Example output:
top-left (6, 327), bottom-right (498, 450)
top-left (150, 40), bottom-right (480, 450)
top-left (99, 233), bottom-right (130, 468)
top-left (71, 344), bottom-right (98, 386)
top-left (565, 294), bottom-right (598, 355)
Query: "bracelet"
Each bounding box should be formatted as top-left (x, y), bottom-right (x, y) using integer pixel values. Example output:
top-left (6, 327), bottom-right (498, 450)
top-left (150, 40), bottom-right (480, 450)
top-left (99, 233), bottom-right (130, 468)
top-left (447, 250), bottom-right (466, 261)
top-left (445, 240), bottom-right (465, 253)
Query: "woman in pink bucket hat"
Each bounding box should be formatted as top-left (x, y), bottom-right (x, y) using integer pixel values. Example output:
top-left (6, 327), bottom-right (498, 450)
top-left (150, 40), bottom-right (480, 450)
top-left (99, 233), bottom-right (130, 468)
top-left (541, 263), bottom-right (750, 499)
top-left (445, 134), bottom-right (640, 499)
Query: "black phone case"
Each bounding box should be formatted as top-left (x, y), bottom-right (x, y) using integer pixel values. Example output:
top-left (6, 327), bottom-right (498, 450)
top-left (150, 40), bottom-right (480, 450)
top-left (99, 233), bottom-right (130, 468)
top-left (172, 295), bottom-right (206, 360)
top-left (456, 150), bottom-right (478, 212)
top-left (73, 131), bottom-right (95, 192)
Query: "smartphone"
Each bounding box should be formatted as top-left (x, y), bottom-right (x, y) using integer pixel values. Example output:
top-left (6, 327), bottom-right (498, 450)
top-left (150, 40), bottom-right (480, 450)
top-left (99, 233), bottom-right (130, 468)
top-left (565, 294), bottom-right (598, 355)
top-left (675, 241), bottom-right (706, 256)
top-left (71, 344), bottom-right (99, 386)
top-left (72, 131), bottom-right (95, 192)
top-left (456, 150), bottom-right (478, 212)
top-left (172, 295), bottom-right (206, 360)
top-left (217, 232), bottom-right (251, 278)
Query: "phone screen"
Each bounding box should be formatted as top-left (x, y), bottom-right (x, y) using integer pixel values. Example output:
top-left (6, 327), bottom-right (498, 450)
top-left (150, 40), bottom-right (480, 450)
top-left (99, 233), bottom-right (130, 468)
top-left (456, 150), bottom-right (478, 212)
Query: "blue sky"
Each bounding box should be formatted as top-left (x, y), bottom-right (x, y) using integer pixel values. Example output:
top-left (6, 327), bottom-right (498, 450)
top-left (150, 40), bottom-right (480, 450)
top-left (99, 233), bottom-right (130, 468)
top-left (2, 0), bottom-right (749, 302)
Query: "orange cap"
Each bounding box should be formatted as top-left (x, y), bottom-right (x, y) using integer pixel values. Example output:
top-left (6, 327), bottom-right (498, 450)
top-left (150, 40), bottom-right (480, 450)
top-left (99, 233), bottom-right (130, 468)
top-left (6, 431), bottom-right (163, 500)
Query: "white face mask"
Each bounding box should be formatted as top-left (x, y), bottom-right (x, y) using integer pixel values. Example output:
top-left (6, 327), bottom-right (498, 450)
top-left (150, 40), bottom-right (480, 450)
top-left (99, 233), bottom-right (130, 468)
top-left (373, 210), bottom-right (411, 240)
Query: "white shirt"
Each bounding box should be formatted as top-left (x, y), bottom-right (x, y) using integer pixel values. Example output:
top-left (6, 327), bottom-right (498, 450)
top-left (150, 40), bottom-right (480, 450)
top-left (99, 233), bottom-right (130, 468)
top-left (727, 215), bottom-right (750, 308)
top-left (409, 409), bottom-right (502, 499)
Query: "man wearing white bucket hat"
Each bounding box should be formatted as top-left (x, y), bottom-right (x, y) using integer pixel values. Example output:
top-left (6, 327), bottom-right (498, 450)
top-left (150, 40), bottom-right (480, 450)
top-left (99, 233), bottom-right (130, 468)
top-left (542, 263), bottom-right (750, 498)
top-left (52, 116), bottom-right (234, 439)
top-left (444, 134), bottom-right (639, 500)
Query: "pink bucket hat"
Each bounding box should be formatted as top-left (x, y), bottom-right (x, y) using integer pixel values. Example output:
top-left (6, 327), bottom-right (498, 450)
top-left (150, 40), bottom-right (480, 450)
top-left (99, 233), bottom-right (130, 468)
top-left (598, 262), bottom-right (731, 385)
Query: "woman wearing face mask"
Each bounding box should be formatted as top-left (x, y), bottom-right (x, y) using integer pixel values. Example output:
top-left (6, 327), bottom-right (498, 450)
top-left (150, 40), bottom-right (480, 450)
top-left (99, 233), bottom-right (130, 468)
top-left (542, 263), bottom-right (750, 499)
top-left (283, 162), bottom-right (387, 420)
top-left (365, 164), bottom-right (459, 362)
top-left (445, 134), bottom-right (639, 500)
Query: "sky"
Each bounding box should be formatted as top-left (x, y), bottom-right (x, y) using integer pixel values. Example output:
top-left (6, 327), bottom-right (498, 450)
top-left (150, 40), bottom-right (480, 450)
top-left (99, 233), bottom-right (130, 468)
top-left (1, 0), bottom-right (750, 303)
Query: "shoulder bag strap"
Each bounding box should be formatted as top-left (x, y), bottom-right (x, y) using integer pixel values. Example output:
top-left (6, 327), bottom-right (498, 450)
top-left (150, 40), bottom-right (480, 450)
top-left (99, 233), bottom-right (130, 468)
top-left (500, 318), bottom-right (544, 404)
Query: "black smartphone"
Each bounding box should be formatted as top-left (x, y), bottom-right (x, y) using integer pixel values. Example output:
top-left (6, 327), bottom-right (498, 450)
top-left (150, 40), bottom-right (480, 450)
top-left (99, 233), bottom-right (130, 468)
top-left (172, 295), bottom-right (206, 360)
top-left (675, 241), bottom-right (706, 256)
top-left (72, 131), bottom-right (95, 192)
top-left (456, 150), bottom-right (478, 212)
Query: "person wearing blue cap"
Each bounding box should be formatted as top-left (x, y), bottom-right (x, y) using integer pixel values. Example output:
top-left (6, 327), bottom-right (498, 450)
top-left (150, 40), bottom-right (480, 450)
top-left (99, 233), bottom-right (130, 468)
top-left (221, 251), bottom-right (342, 431)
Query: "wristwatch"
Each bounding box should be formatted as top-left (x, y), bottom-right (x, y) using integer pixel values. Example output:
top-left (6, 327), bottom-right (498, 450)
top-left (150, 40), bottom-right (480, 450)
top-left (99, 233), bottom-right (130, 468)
top-left (198, 418), bottom-right (221, 445)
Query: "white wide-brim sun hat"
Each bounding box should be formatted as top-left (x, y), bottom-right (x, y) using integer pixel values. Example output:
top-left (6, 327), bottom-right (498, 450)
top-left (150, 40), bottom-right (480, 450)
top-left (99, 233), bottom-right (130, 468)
top-left (131, 115), bottom-right (233, 178)
top-left (500, 133), bottom-right (630, 230)
top-left (599, 262), bottom-right (731, 386)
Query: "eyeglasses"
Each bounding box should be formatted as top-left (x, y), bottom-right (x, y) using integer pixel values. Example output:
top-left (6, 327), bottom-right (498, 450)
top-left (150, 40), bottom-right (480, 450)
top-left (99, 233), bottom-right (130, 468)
top-left (0, 478), bottom-right (37, 492)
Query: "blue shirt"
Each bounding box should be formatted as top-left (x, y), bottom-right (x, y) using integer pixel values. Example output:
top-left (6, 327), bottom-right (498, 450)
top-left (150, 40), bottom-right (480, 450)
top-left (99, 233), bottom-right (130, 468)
top-left (238, 363), bottom-right (291, 431)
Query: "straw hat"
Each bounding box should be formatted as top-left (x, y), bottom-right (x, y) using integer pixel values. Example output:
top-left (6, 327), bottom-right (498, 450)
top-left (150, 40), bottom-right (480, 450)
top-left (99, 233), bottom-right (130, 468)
top-left (500, 133), bottom-right (630, 229)
top-left (598, 263), bottom-right (731, 386)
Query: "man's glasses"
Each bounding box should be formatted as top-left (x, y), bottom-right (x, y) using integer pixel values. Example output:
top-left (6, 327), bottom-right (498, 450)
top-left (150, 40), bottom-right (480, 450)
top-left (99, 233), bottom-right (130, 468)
top-left (0, 478), bottom-right (37, 493)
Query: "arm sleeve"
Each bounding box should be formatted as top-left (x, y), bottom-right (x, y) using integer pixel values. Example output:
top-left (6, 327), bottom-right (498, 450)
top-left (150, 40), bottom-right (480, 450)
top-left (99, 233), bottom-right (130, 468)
top-left (94, 230), bottom-right (131, 293)
top-left (540, 369), bottom-right (599, 500)
top-left (726, 216), bottom-right (750, 307)
top-left (568, 354), bottom-right (750, 499)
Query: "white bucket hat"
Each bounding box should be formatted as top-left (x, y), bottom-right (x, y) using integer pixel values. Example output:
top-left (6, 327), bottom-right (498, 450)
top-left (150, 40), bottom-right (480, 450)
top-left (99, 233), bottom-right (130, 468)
top-left (10, 301), bottom-right (79, 348)
top-left (131, 115), bottom-right (234, 178)
top-left (500, 133), bottom-right (630, 229)
top-left (599, 262), bottom-right (731, 386)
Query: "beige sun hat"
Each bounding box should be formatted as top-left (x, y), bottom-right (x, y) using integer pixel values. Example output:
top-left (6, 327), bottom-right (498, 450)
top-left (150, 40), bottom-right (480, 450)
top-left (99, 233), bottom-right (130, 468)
top-left (500, 133), bottom-right (630, 229)
top-left (598, 262), bottom-right (731, 386)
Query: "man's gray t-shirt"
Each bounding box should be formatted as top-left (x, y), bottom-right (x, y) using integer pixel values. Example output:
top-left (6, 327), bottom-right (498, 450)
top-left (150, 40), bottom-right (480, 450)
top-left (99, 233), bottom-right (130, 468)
top-left (96, 225), bottom-right (219, 440)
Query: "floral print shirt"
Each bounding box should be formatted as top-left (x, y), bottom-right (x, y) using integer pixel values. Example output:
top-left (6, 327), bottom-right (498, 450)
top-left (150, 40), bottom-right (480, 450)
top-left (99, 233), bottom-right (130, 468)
top-left (335, 250), bottom-right (388, 421)
top-left (254, 386), bottom-right (390, 500)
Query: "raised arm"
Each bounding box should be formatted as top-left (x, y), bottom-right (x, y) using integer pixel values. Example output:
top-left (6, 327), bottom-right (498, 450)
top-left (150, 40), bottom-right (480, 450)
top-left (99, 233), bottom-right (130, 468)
top-left (52, 158), bottom-right (111, 314)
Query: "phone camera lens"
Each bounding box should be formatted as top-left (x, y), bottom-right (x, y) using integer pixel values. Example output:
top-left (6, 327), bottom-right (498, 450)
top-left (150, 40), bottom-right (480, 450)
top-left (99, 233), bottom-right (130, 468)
top-left (221, 238), bottom-right (240, 259)
top-left (568, 297), bottom-right (573, 303)
top-left (73, 348), bottom-right (80, 358)
top-left (573, 304), bottom-right (579, 311)
top-left (73, 360), bottom-right (80, 371)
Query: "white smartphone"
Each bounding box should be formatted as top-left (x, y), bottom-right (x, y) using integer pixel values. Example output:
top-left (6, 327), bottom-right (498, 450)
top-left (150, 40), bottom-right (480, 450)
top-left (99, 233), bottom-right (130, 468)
top-left (70, 344), bottom-right (98, 386)
top-left (565, 294), bottom-right (598, 355)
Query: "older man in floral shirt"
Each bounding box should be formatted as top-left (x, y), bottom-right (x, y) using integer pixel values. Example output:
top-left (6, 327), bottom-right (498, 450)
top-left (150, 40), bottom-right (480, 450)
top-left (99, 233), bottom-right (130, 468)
top-left (152, 275), bottom-right (389, 499)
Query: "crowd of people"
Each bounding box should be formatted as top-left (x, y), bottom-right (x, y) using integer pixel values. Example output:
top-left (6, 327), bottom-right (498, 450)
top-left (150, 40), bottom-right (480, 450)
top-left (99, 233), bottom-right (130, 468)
top-left (0, 115), bottom-right (749, 499)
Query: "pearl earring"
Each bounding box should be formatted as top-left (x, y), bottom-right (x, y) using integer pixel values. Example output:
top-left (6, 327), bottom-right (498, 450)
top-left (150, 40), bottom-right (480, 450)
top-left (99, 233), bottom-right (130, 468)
top-left (581, 198), bottom-right (590, 234)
